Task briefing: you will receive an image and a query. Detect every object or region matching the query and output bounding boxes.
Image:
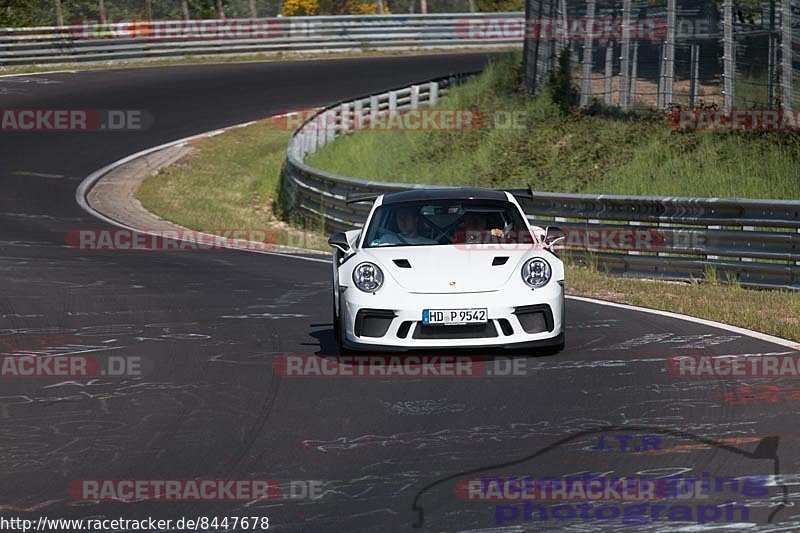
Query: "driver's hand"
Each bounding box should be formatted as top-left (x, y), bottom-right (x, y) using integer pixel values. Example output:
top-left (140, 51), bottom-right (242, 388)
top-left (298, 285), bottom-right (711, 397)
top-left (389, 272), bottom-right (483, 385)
top-left (490, 228), bottom-right (503, 237)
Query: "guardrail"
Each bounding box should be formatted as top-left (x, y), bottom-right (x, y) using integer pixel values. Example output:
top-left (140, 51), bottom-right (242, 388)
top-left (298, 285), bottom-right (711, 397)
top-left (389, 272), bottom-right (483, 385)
top-left (281, 71), bottom-right (800, 291)
top-left (0, 14), bottom-right (522, 66)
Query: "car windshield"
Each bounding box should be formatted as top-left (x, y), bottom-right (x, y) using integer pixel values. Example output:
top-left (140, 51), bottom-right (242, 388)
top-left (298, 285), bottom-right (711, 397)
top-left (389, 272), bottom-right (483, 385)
top-left (362, 199), bottom-right (533, 248)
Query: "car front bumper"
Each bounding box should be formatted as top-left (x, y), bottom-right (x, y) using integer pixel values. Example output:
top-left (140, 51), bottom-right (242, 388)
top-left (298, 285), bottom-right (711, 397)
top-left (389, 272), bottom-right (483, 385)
top-left (340, 280), bottom-right (565, 352)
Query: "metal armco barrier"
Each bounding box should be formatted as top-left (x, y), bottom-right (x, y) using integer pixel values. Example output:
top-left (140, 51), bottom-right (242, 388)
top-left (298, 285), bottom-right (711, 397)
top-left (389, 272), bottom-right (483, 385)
top-left (282, 72), bottom-right (800, 291)
top-left (0, 14), bottom-right (522, 66)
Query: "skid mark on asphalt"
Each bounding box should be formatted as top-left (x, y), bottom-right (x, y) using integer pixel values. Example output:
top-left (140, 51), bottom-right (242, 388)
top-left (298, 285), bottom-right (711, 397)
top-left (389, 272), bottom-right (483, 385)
top-left (384, 400), bottom-right (467, 416)
top-left (596, 333), bottom-right (742, 351)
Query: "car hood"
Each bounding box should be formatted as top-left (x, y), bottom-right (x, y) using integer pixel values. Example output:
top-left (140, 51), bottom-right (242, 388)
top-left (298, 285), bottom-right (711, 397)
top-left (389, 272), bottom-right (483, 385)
top-left (361, 245), bottom-right (542, 293)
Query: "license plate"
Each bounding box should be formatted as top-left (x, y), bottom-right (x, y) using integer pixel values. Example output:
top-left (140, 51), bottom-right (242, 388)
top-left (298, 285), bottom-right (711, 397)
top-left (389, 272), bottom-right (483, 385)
top-left (422, 308), bottom-right (488, 325)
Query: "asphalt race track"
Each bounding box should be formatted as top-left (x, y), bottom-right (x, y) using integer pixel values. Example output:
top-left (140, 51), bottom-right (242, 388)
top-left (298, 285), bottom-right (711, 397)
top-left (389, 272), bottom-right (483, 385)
top-left (1, 54), bottom-right (799, 532)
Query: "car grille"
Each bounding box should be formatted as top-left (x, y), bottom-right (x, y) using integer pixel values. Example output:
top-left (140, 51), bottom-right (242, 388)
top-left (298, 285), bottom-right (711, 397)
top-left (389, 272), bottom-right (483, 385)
top-left (412, 322), bottom-right (499, 339)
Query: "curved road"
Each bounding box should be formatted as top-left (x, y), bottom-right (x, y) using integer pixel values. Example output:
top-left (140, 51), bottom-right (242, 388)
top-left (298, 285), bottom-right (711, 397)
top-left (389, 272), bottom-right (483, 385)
top-left (0, 54), bottom-right (798, 531)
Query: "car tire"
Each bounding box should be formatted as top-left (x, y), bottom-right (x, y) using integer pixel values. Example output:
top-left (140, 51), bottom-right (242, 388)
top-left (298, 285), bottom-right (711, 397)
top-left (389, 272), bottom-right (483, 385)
top-left (332, 293), bottom-right (341, 342)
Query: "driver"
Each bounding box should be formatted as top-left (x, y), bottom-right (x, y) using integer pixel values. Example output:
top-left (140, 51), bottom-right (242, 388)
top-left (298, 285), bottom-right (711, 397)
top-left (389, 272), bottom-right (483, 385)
top-left (451, 211), bottom-right (504, 244)
top-left (376, 206), bottom-right (437, 245)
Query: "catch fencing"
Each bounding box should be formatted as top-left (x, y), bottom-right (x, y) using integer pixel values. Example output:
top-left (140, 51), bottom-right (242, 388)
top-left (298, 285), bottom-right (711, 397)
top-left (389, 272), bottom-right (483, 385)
top-left (281, 73), bottom-right (800, 290)
top-left (523, 0), bottom-right (799, 113)
top-left (0, 13), bottom-right (522, 66)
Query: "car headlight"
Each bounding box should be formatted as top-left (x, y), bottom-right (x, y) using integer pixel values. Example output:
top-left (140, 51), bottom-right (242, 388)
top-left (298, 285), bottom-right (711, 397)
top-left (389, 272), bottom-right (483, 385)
top-left (521, 258), bottom-right (551, 288)
top-left (353, 262), bottom-right (384, 292)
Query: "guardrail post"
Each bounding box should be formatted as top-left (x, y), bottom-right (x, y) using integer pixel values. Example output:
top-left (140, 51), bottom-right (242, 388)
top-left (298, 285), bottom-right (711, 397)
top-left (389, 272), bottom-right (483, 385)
top-left (388, 90), bottom-right (398, 114)
top-left (354, 99), bottom-right (365, 130)
top-left (410, 85), bottom-right (420, 110)
top-left (369, 95), bottom-right (380, 124)
top-left (707, 225), bottom-right (720, 259)
top-left (308, 126), bottom-right (318, 154)
top-left (658, 222), bottom-right (671, 257)
top-left (326, 109), bottom-right (336, 143)
top-left (628, 220), bottom-right (642, 255)
top-left (429, 82), bottom-right (439, 106)
top-left (341, 103), bottom-right (351, 132)
top-left (741, 225), bottom-right (754, 262)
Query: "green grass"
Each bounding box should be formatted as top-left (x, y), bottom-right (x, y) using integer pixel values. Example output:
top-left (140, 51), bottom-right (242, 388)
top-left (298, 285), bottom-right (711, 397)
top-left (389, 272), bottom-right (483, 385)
top-left (135, 120), bottom-right (328, 251)
top-left (307, 52), bottom-right (800, 200)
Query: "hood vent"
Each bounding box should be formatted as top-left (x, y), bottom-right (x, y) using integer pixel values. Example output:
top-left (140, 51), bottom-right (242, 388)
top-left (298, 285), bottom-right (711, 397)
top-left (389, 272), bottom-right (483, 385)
top-left (393, 259), bottom-right (412, 268)
top-left (492, 256), bottom-right (509, 266)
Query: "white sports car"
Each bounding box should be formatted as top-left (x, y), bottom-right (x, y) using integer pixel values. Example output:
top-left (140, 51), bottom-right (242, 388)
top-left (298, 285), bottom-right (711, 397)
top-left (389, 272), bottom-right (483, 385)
top-left (328, 188), bottom-right (565, 352)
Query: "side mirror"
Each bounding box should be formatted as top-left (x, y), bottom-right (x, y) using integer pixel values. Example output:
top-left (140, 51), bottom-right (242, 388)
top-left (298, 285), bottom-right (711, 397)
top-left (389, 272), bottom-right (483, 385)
top-left (328, 232), bottom-right (351, 254)
top-left (544, 226), bottom-right (565, 248)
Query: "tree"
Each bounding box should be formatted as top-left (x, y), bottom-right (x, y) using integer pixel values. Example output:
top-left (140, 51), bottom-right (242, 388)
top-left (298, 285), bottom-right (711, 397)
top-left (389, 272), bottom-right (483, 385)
top-left (54, 0), bottom-right (64, 25)
top-left (281, 0), bottom-right (319, 15)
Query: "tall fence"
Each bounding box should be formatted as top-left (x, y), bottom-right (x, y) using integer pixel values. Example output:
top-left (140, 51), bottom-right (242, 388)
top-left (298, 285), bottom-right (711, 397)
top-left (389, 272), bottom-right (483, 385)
top-left (523, 0), bottom-right (799, 112)
top-left (0, 14), bottom-right (522, 66)
top-left (282, 73), bottom-right (800, 290)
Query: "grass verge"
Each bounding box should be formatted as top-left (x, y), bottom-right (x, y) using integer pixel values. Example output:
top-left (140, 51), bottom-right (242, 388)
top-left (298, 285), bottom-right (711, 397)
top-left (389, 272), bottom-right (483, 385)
top-left (136, 119), bottom-right (328, 251)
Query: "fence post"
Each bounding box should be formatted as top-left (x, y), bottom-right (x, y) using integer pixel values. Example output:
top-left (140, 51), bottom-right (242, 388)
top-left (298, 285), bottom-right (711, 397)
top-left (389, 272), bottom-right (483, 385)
top-left (619, 0), bottom-right (631, 110)
top-left (664, 0), bottom-right (676, 107)
top-left (781, 0), bottom-right (793, 114)
top-left (580, 0), bottom-right (596, 107)
top-left (689, 43), bottom-right (700, 107)
top-left (658, 42), bottom-right (665, 109)
top-left (629, 41), bottom-right (638, 107)
top-left (768, 0), bottom-right (777, 107)
top-left (388, 90), bottom-right (398, 114)
top-left (722, 0), bottom-right (735, 111)
top-left (604, 43), bottom-right (614, 105)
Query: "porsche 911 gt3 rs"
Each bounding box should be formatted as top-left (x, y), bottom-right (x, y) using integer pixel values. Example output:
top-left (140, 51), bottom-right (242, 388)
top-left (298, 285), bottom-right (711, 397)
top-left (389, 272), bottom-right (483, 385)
top-left (328, 188), bottom-right (565, 352)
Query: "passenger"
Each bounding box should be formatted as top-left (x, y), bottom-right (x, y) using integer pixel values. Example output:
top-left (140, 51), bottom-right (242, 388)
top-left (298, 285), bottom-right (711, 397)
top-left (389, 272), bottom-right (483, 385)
top-left (451, 211), bottom-right (504, 244)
